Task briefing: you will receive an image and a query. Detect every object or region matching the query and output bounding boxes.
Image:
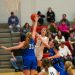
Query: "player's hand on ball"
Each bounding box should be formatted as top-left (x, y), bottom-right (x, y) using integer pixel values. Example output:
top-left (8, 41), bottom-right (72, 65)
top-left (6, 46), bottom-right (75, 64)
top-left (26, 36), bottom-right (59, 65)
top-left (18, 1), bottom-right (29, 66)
top-left (35, 15), bottom-right (39, 22)
top-left (31, 13), bottom-right (38, 22)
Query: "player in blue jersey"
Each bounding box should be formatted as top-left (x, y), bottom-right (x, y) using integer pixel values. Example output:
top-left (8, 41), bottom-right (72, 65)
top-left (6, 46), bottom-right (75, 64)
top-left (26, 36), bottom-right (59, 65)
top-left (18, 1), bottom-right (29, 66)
top-left (36, 34), bottom-right (69, 75)
top-left (1, 15), bottom-right (38, 75)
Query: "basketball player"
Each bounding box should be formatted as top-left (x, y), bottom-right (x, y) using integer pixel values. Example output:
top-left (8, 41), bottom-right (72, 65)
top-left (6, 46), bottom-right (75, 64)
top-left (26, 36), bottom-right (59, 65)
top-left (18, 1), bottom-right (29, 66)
top-left (35, 28), bottom-right (49, 72)
top-left (38, 58), bottom-right (59, 75)
top-left (1, 16), bottom-right (38, 75)
top-left (65, 61), bottom-right (75, 75)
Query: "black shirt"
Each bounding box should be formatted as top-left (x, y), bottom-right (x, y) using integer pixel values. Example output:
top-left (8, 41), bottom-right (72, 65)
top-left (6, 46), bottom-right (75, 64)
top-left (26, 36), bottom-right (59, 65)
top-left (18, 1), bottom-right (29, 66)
top-left (11, 49), bottom-right (23, 56)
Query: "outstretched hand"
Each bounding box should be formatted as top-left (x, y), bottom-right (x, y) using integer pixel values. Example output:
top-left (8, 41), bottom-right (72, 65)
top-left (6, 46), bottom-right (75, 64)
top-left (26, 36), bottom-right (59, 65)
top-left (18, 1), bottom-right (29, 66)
top-left (0, 46), bottom-right (8, 50)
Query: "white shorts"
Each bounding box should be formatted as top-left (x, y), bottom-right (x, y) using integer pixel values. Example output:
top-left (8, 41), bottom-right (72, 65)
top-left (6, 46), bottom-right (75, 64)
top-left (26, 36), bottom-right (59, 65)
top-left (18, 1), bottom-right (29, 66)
top-left (35, 46), bottom-right (43, 61)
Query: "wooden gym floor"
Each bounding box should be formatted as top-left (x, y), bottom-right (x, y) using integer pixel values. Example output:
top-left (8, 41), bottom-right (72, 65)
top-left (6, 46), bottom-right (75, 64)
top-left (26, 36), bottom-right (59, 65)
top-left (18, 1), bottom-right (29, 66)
top-left (0, 72), bottom-right (24, 75)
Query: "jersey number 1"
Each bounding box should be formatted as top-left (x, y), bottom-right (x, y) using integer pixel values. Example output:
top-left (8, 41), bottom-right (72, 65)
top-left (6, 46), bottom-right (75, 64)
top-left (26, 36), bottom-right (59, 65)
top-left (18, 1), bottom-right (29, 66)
top-left (29, 44), bottom-right (34, 49)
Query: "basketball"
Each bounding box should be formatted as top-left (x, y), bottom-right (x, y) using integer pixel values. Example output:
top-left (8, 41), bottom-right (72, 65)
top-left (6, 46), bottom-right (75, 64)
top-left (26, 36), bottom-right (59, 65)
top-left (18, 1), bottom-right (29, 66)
top-left (30, 13), bottom-right (38, 21)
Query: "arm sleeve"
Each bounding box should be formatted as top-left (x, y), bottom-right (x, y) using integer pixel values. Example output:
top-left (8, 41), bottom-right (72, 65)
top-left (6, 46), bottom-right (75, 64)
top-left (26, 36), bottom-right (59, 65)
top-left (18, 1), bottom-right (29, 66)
top-left (59, 51), bottom-right (64, 57)
top-left (15, 16), bottom-right (19, 25)
top-left (8, 17), bottom-right (11, 25)
top-left (58, 47), bottom-right (64, 57)
top-left (62, 36), bottom-right (65, 42)
top-left (66, 46), bottom-right (72, 55)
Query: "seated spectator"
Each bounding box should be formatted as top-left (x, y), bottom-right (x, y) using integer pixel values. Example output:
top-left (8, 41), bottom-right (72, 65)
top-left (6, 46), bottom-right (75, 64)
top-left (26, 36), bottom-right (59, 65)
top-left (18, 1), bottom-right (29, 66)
top-left (8, 12), bottom-right (20, 33)
top-left (59, 14), bottom-right (70, 26)
top-left (72, 42), bottom-right (75, 65)
top-left (21, 23), bottom-right (30, 41)
top-left (69, 32), bottom-right (75, 42)
top-left (37, 11), bottom-right (45, 25)
top-left (10, 48), bottom-right (24, 72)
top-left (65, 40), bottom-right (73, 54)
top-left (47, 32), bottom-right (53, 41)
top-left (70, 18), bottom-right (75, 32)
top-left (59, 41), bottom-right (72, 62)
top-left (46, 7), bottom-right (55, 23)
top-left (55, 31), bottom-right (65, 44)
top-left (58, 20), bottom-right (70, 41)
top-left (49, 21), bottom-right (58, 37)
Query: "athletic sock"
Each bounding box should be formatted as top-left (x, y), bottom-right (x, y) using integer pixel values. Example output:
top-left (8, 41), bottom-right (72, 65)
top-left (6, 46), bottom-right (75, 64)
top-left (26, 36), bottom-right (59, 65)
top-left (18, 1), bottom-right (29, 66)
top-left (37, 66), bottom-right (41, 73)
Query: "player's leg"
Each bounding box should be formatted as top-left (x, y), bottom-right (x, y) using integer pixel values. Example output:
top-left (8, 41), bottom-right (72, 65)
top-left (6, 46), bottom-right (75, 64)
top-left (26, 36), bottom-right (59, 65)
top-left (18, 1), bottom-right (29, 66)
top-left (37, 60), bottom-right (42, 73)
top-left (30, 57), bottom-right (37, 75)
top-left (23, 56), bottom-right (31, 75)
top-left (23, 70), bottom-right (30, 75)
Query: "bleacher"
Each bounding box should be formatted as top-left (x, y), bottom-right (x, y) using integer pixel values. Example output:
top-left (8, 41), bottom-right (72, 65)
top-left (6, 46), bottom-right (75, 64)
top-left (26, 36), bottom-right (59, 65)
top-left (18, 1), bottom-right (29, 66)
top-left (0, 23), bottom-right (20, 72)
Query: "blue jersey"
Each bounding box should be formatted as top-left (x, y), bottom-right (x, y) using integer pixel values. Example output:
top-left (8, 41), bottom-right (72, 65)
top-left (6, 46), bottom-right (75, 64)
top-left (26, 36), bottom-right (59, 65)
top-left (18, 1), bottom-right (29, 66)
top-left (49, 48), bottom-right (68, 75)
top-left (22, 38), bottom-right (35, 56)
top-left (49, 48), bottom-right (62, 63)
top-left (22, 38), bottom-right (37, 70)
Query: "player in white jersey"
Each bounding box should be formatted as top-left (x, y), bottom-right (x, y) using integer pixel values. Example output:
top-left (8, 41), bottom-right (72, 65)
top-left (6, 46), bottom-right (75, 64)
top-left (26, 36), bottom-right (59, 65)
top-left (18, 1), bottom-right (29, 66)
top-left (38, 59), bottom-right (59, 75)
top-left (39, 67), bottom-right (59, 75)
top-left (35, 28), bottom-right (49, 72)
top-left (35, 36), bottom-right (48, 60)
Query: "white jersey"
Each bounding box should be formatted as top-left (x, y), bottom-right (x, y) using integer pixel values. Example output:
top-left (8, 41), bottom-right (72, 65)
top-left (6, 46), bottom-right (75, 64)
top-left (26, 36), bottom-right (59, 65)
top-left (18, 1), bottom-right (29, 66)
top-left (59, 45), bottom-right (71, 57)
top-left (35, 36), bottom-right (48, 60)
top-left (55, 36), bottom-right (65, 43)
top-left (42, 67), bottom-right (58, 75)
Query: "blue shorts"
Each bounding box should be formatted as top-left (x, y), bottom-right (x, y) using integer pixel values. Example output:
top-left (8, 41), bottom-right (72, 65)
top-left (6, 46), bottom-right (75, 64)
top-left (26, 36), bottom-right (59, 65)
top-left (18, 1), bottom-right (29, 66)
top-left (23, 56), bottom-right (37, 70)
top-left (54, 62), bottom-right (68, 75)
top-left (54, 62), bottom-right (65, 72)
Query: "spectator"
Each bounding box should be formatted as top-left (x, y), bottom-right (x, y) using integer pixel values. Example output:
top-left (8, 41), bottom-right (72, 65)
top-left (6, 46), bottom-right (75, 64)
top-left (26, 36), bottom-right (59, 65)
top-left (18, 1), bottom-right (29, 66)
top-left (69, 32), bottom-right (75, 42)
top-left (8, 12), bottom-right (20, 32)
top-left (47, 32), bottom-right (53, 41)
top-left (10, 48), bottom-right (23, 72)
top-left (72, 42), bottom-right (75, 65)
top-left (58, 20), bottom-right (70, 41)
top-left (70, 18), bottom-right (75, 32)
top-left (49, 21), bottom-right (58, 37)
top-left (59, 41), bottom-right (72, 61)
top-left (21, 23), bottom-right (30, 41)
top-left (37, 11), bottom-right (45, 25)
top-left (47, 7), bottom-right (55, 23)
top-left (65, 40), bottom-right (73, 54)
top-left (55, 31), bottom-right (65, 44)
top-left (59, 14), bottom-right (70, 26)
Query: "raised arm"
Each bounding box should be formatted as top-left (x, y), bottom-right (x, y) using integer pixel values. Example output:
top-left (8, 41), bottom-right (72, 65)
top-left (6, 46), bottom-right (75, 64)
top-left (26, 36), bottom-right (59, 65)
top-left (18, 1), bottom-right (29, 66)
top-left (32, 16), bottom-right (38, 40)
top-left (1, 41), bottom-right (25, 50)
